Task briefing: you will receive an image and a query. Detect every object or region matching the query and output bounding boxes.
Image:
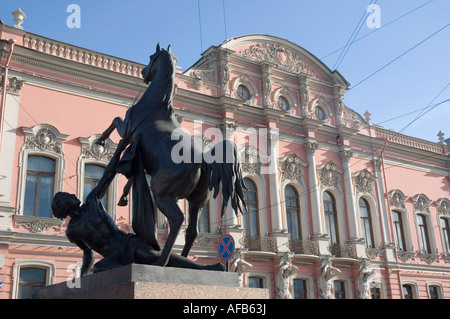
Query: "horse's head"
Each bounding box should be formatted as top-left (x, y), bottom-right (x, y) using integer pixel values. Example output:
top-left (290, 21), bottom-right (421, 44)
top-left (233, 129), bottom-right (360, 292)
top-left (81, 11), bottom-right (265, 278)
top-left (142, 43), bottom-right (174, 84)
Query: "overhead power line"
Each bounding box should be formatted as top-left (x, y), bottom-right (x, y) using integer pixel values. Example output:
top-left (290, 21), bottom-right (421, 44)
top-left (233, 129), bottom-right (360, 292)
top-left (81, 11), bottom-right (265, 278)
top-left (348, 23), bottom-right (449, 91)
top-left (332, 0), bottom-right (378, 70)
top-left (322, 0), bottom-right (434, 60)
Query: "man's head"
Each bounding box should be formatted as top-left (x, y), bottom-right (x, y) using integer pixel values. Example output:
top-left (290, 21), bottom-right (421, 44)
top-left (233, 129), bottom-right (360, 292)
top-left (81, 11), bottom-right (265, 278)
top-left (52, 192), bottom-right (81, 220)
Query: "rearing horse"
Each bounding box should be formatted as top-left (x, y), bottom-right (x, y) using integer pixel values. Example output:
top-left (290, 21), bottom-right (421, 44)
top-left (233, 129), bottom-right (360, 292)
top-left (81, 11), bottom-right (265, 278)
top-left (96, 44), bottom-right (246, 267)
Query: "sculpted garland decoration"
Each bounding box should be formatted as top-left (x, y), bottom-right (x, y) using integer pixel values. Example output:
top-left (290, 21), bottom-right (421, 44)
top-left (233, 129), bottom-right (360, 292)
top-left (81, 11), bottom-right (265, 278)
top-left (238, 43), bottom-right (316, 78)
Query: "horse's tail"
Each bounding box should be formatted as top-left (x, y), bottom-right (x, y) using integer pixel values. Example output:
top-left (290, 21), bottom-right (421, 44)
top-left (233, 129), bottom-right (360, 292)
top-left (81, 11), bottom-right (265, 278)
top-left (202, 140), bottom-right (247, 217)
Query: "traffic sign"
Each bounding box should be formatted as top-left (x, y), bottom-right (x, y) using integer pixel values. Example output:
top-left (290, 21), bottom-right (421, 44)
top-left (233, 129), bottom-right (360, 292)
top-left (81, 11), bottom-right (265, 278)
top-left (218, 234), bottom-right (235, 261)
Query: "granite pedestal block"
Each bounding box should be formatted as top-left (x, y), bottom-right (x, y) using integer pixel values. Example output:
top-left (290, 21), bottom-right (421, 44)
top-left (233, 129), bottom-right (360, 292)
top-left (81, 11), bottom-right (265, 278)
top-left (36, 264), bottom-right (269, 299)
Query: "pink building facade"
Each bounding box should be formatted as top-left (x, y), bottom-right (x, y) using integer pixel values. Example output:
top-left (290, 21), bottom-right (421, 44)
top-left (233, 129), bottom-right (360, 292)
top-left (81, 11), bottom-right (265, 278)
top-left (0, 22), bottom-right (449, 299)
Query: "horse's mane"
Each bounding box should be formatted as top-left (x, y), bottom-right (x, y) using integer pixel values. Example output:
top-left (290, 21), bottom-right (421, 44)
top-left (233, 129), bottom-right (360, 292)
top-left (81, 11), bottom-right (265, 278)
top-left (159, 51), bottom-right (176, 115)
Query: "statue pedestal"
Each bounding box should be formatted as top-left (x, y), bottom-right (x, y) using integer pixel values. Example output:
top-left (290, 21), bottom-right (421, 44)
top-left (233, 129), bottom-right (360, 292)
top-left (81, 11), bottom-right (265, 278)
top-left (36, 264), bottom-right (269, 299)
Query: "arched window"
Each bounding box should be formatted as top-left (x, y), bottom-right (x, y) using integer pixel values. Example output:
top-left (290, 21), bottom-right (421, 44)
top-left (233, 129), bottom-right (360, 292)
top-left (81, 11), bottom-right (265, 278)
top-left (277, 96), bottom-right (291, 111)
top-left (440, 217), bottom-right (450, 254)
top-left (315, 106), bottom-right (326, 121)
top-left (392, 211), bottom-right (406, 251)
top-left (402, 284), bottom-right (415, 299)
top-left (428, 285), bottom-right (442, 299)
top-left (237, 84), bottom-right (251, 101)
top-left (23, 156), bottom-right (55, 218)
top-left (243, 178), bottom-right (259, 237)
top-left (323, 191), bottom-right (339, 245)
top-left (285, 185), bottom-right (301, 242)
top-left (359, 198), bottom-right (374, 248)
top-left (84, 164), bottom-right (108, 209)
top-left (417, 214), bottom-right (431, 254)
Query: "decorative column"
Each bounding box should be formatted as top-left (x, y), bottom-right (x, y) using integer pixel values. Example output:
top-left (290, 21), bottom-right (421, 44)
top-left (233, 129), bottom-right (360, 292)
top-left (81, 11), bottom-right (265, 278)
top-left (261, 62), bottom-right (272, 108)
top-left (373, 158), bottom-right (391, 242)
top-left (276, 252), bottom-right (298, 299)
top-left (299, 75), bottom-right (310, 118)
top-left (339, 147), bottom-right (360, 241)
top-left (266, 128), bottom-right (289, 252)
top-left (356, 259), bottom-right (376, 299)
top-left (218, 121), bottom-right (238, 228)
top-left (305, 138), bottom-right (329, 255)
top-left (219, 50), bottom-right (231, 97)
top-left (0, 76), bottom-right (24, 230)
top-left (218, 122), bottom-right (246, 246)
top-left (318, 255), bottom-right (341, 299)
top-left (333, 86), bottom-right (345, 126)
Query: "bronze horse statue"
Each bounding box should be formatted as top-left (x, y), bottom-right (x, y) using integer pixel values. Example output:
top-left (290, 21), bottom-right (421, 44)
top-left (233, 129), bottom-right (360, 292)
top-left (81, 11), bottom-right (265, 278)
top-left (96, 43), bottom-right (246, 267)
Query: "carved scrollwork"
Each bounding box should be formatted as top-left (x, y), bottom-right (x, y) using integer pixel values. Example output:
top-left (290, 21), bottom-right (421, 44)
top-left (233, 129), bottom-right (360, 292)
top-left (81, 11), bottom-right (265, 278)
top-left (189, 68), bottom-right (217, 90)
top-left (436, 198), bottom-right (450, 216)
top-left (238, 43), bottom-right (316, 77)
top-left (388, 189), bottom-right (407, 210)
top-left (240, 146), bottom-right (261, 175)
top-left (0, 76), bottom-right (24, 95)
top-left (353, 169), bottom-right (376, 194)
top-left (412, 193), bottom-right (431, 214)
top-left (317, 161), bottom-right (343, 189)
top-left (79, 135), bottom-right (117, 163)
top-left (14, 215), bottom-right (62, 233)
top-left (22, 125), bottom-right (68, 154)
top-left (279, 153), bottom-right (308, 182)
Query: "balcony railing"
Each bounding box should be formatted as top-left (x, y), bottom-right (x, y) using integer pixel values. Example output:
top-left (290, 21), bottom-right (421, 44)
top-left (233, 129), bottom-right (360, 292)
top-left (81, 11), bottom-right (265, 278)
top-left (241, 236), bottom-right (277, 252)
top-left (375, 127), bottom-right (445, 154)
top-left (328, 243), bottom-right (357, 259)
top-left (289, 240), bottom-right (319, 256)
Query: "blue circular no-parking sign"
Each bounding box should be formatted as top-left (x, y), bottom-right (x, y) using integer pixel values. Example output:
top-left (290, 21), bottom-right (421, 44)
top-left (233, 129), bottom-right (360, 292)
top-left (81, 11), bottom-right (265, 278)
top-left (218, 234), bottom-right (235, 261)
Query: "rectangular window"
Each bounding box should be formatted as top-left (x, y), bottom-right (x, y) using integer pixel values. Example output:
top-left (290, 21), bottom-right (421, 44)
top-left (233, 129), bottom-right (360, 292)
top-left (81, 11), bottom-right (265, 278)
top-left (293, 279), bottom-right (308, 299)
top-left (18, 267), bottom-right (47, 299)
top-left (334, 280), bottom-right (346, 299)
top-left (392, 211), bottom-right (406, 251)
top-left (248, 277), bottom-right (263, 288)
top-left (24, 156), bottom-right (55, 218)
top-left (84, 164), bottom-right (107, 209)
top-left (429, 285), bottom-right (440, 299)
top-left (417, 215), bottom-right (431, 254)
top-left (440, 218), bottom-right (450, 254)
top-left (370, 283), bottom-right (381, 299)
top-left (403, 284), bottom-right (414, 299)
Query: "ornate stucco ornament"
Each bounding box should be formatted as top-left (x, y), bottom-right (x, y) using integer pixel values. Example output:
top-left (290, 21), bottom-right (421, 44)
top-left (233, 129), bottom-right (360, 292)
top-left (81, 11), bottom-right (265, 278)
top-left (238, 43), bottom-right (316, 78)
top-left (279, 153), bottom-right (308, 182)
top-left (317, 161), bottom-right (343, 188)
top-left (412, 193), bottom-right (431, 214)
top-left (436, 198), bottom-right (450, 216)
top-left (353, 169), bottom-right (376, 194)
top-left (388, 189), bottom-right (407, 210)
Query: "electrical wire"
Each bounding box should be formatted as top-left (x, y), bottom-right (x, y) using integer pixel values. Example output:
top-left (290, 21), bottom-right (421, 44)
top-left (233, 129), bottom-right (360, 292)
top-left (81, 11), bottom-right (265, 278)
top-left (321, 0), bottom-right (434, 60)
top-left (333, 0), bottom-right (378, 71)
top-left (347, 23), bottom-right (449, 92)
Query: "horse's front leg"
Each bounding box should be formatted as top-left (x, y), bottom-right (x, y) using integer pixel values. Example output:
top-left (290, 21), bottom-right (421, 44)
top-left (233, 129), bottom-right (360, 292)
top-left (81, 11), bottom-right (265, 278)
top-left (118, 179), bottom-right (132, 206)
top-left (181, 204), bottom-right (200, 257)
top-left (153, 195), bottom-right (185, 267)
top-left (96, 117), bottom-right (124, 145)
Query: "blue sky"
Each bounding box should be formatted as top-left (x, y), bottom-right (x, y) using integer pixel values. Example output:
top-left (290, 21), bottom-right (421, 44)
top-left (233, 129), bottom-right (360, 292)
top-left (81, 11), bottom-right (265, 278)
top-left (1, 0), bottom-right (449, 143)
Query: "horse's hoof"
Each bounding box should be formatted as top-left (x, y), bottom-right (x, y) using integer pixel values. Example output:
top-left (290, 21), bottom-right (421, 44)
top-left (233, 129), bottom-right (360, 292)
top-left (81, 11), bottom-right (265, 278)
top-left (152, 257), bottom-right (168, 267)
top-left (95, 139), bottom-right (105, 146)
top-left (204, 263), bottom-right (225, 272)
top-left (117, 197), bottom-right (128, 206)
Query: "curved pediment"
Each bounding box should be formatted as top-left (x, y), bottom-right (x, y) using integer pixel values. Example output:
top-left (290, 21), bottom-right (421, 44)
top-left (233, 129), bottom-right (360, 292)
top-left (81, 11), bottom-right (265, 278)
top-left (220, 34), bottom-right (349, 87)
